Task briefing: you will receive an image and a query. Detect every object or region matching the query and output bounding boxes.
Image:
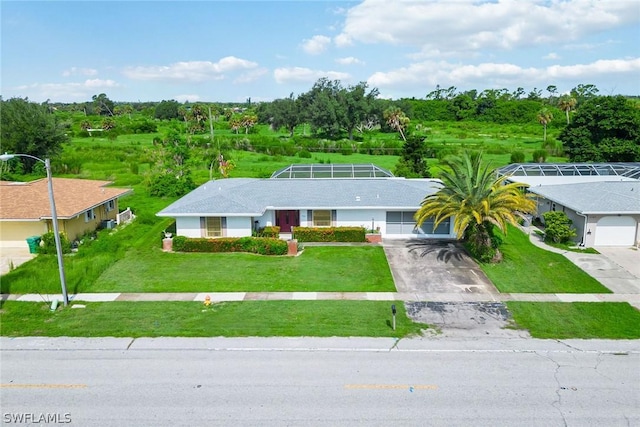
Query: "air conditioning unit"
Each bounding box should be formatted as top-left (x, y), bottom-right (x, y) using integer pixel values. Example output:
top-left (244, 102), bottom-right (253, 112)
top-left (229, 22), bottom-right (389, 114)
top-left (106, 220), bottom-right (116, 229)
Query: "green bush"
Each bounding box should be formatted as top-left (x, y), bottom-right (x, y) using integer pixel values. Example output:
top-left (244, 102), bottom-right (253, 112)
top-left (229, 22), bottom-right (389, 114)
top-left (293, 227), bottom-right (366, 242)
top-left (172, 236), bottom-right (288, 255)
top-left (543, 211), bottom-right (576, 244)
top-left (39, 231), bottom-right (72, 254)
top-left (531, 149), bottom-right (548, 163)
top-left (510, 151), bottom-right (525, 163)
top-left (257, 226), bottom-right (280, 238)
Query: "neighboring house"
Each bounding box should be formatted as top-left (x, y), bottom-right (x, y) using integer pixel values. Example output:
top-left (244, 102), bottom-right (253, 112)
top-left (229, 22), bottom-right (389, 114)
top-left (0, 178), bottom-right (133, 249)
top-left (498, 163), bottom-right (640, 247)
top-left (157, 164), bottom-right (456, 239)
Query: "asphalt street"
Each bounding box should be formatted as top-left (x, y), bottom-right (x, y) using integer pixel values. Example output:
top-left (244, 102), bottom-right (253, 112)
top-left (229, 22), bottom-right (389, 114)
top-left (1, 337), bottom-right (638, 426)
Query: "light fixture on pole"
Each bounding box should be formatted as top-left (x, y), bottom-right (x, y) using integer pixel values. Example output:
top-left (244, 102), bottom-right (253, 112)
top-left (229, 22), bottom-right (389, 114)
top-left (0, 152), bottom-right (69, 306)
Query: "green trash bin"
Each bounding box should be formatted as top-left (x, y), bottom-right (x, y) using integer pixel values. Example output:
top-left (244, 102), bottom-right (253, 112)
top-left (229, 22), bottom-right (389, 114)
top-left (26, 236), bottom-right (41, 254)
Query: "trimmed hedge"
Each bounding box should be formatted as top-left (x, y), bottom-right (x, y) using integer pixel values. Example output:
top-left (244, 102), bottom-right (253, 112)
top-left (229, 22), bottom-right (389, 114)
top-left (171, 236), bottom-right (288, 255)
top-left (257, 226), bottom-right (280, 238)
top-left (293, 227), bottom-right (366, 242)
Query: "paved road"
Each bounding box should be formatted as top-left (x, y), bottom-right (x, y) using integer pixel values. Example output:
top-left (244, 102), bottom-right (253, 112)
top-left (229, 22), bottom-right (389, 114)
top-left (2, 337), bottom-right (638, 426)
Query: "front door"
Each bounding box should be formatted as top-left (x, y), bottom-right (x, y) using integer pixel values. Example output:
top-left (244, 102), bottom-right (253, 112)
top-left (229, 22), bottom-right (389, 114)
top-left (276, 210), bottom-right (299, 233)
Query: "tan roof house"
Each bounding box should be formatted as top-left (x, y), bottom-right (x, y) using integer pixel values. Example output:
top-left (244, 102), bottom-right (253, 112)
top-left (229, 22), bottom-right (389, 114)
top-left (0, 178), bottom-right (132, 249)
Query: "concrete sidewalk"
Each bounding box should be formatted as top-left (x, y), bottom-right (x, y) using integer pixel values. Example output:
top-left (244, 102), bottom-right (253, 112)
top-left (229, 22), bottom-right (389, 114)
top-left (2, 227), bottom-right (639, 309)
top-left (3, 291), bottom-right (640, 305)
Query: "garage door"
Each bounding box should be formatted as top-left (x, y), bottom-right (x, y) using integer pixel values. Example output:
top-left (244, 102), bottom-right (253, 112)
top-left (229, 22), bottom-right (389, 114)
top-left (594, 216), bottom-right (636, 246)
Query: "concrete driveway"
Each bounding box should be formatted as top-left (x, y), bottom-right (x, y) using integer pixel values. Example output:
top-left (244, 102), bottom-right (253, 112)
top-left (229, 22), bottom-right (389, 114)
top-left (595, 246), bottom-right (640, 279)
top-left (383, 239), bottom-right (517, 337)
top-left (0, 247), bottom-right (35, 276)
top-left (382, 239), bottom-right (498, 296)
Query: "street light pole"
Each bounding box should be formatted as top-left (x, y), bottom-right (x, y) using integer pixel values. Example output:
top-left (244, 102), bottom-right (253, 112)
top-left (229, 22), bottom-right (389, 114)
top-left (1, 153), bottom-right (69, 306)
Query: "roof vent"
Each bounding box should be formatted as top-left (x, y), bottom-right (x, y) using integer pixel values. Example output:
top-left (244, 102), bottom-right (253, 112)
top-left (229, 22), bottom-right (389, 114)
top-left (355, 196), bottom-right (361, 202)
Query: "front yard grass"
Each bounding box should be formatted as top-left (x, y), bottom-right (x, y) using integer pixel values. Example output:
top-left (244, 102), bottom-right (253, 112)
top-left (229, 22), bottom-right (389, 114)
top-left (507, 302), bottom-right (640, 339)
top-left (480, 226), bottom-right (610, 293)
top-left (92, 246), bottom-right (395, 293)
top-left (0, 301), bottom-right (427, 338)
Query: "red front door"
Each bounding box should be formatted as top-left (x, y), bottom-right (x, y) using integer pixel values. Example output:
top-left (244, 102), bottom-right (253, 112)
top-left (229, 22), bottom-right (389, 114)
top-left (276, 210), bottom-right (299, 232)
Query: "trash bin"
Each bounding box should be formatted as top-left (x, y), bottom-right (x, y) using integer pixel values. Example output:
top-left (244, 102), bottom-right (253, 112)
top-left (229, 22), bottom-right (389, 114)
top-left (26, 236), bottom-right (41, 254)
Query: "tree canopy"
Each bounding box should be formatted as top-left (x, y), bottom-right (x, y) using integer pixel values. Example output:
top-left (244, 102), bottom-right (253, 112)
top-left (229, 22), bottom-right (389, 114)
top-left (0, 97), bottom-right (69, 173)
top-left (415, 152), bottom-right (535, 262)
top-left (559, 95), bottom-right (640, 162)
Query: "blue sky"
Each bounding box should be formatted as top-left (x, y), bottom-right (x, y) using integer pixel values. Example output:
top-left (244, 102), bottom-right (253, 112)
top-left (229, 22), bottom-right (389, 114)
top-left (2, 0), bottom-right (639, 103)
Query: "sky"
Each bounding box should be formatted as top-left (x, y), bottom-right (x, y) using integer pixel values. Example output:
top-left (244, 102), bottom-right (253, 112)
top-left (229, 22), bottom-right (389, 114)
top-left (1, 0), bottom-right (639, 104)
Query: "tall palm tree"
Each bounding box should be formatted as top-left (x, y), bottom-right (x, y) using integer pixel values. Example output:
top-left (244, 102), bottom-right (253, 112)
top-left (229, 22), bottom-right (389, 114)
top-left (557, 95), bottom-right (577, 124)
top-left (537, 108), bottom-right (553, 142)
top-left (415, 152), bottom-right (536, 262)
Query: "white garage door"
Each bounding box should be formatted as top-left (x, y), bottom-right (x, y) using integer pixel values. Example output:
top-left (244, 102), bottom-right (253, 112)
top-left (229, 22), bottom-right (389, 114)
top-left (594, 216), bottom-right (636, 246)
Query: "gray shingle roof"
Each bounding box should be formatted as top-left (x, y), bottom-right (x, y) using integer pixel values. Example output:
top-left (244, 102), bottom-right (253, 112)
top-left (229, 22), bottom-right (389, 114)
top-left (157, 178), bottom-right (442, 216)
top-left (529, 181), bottom-right (640, 214)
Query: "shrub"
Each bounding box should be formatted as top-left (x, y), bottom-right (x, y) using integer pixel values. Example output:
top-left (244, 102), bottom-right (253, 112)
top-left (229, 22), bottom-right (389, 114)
top-left (172, 236), bottom-right (287, 255)
top-left (543, 211), bottom-right (576, 244)
top-left (531, 149), bottom-right (548, 163)
top-left (257, 226), bottom-right (280, 238)
top-left (39, 231), bottom-right (72, 254)
top-left (147, 174), bottom-right (196, 197)
top-left (293, 227), bottom-right (366, 242)
top-left (510, 151), bottom-right (525, 163)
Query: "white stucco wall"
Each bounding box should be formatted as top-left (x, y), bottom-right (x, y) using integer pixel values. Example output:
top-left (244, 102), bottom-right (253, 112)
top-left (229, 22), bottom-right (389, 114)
top-left (175, 217), bottom-right (202, 238)
top-left (226, 217), bottom-right (251, 237)
top-left (254, 211), bottom-right (275, 229)
top-left (335, 209), bottom-right (386, 232)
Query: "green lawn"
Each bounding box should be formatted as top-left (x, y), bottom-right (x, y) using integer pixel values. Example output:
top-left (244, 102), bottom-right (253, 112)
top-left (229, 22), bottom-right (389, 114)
top-left (480, 226), bottom-right (611, 293)
top-left (507, 302), bottom-right (640, 339)
top-left (93, 246), bottom-right (394, 293)
top-left (0, 301), bottom-right (427, 338)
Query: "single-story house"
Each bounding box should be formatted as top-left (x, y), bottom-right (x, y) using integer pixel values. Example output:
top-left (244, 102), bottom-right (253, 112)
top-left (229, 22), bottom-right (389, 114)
top-left (497, 163), bottom-right (640, 247)
top-left (0, 178), bottom-right (133, 249)
top-left (157, 164), bottom-right (455, 239)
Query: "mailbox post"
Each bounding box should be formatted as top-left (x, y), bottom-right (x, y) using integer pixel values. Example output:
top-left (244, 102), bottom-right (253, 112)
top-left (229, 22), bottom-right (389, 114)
top-left (391, 304), bottom-right (397, 331)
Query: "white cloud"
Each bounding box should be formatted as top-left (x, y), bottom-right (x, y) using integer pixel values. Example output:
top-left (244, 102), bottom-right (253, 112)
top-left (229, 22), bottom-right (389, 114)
top-left (335, 56), bottom-right (364, 65)
top-left (9, 79), bottom-right (119, 102)
top-left (122, 57), bottom-right (258, 82)
top-left (336, 0), bottom-right (639, 55)
top-left (367, 57), bottom-right (640, 93)
top-left (546, 58), bottom-right (640, 78)
top-left (62, 67), bottom-right (98, 77)
top-left (301, 35), bottom-right (331, 55)
top-left (543, 52), bottom-right (560, 60)
top-left (174, 94), bottom-right (201, 103)
top-left (274, 67), bottom-right (350, 84)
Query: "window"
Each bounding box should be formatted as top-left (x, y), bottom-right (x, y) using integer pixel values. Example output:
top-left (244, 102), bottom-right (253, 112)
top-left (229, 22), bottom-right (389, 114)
top-left (106, 200), bottom-right (115, 212)
top-left (85, 208), bottom-right (95, 222)
top-left (313, 210), bottom-right (331, 227)
top-left (205, 217), bottom-right (223, 238)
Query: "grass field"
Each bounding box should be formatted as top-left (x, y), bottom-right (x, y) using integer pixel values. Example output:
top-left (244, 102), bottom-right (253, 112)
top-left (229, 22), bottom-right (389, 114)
top-left (480, 226), bottom-right (610, 293)
top-left (93, 246), bottom-right (395, 293)
top-left (507, 302), bottom-right (640, 339)
top-left (0, 301), bottom-right (427, 338)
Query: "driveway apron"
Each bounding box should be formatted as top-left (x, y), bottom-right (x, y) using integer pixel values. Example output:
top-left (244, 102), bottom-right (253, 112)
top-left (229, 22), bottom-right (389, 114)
top-left (382, 239), bottom-right (499, 296)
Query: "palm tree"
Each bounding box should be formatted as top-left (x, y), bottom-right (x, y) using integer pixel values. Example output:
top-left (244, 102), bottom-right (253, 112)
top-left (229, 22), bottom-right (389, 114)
top-left (537, 108), bottom-right (553, 142)
top-left (415, 152), bottom-right (536, 262)
top-left (557, 95), bottom-right (577, 124)
top-left (383, 107), bottom-right (409, 142)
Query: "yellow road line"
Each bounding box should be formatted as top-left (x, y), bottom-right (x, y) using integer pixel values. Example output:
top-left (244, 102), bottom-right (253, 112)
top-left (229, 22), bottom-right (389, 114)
top-left (345, 384), bottom-right (437, 390)
top-left (0, 384), bottom-right (87, 389)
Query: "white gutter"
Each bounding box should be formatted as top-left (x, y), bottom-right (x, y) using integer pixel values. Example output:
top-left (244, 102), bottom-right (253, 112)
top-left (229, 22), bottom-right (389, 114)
top-left (575, 211), bottom-right (589, 247)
